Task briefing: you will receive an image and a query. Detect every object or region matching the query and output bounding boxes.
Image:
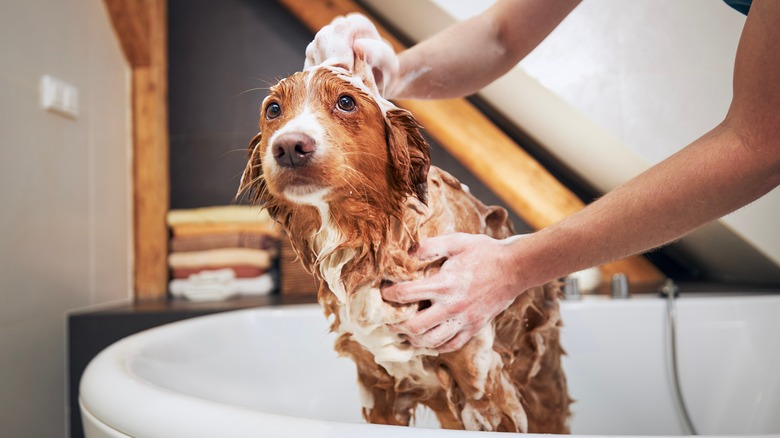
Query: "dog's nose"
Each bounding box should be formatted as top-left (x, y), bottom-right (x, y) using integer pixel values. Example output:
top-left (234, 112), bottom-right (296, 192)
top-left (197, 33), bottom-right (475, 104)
top-left (272, 133), bottom-right (316, 168)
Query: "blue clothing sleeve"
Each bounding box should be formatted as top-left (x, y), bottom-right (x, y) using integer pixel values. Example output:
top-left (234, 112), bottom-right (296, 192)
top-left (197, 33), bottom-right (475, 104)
top-left (723, 0), bottom-right (751, 15)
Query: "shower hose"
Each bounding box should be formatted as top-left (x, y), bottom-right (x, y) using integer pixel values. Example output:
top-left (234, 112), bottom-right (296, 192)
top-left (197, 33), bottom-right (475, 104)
top-left (663, 280), bottom-right (698, 435)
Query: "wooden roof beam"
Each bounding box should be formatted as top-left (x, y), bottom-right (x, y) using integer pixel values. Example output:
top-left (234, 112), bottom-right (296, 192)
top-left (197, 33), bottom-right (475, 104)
top-left (278, 0), bottom-right (664, 285)
top-left (103, 0), bottom-right (152, 67)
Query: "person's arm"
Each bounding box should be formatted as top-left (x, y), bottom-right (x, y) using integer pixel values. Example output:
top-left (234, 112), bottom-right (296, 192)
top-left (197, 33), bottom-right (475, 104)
top-left (383, 0), bottom-right (780, 352)
top-left (392, 0), bottom-right (581, 99)
top-left (304, 0), bottom-right (580, 99)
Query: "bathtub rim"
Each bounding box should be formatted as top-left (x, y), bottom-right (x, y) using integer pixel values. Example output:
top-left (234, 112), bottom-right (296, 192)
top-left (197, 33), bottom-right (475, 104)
top-left (79, 294), bottom-right (780, 438)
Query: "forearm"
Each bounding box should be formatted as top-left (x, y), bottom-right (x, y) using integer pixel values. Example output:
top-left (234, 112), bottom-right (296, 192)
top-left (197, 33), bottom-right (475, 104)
top-left (390, 0), bottom-right (581, 99)
top-left (505, 0), bottom-right (780, 290)
top-left (507, 120), bottom-right (780, 290)
top-left (376, 0), bottom-right (780, 353)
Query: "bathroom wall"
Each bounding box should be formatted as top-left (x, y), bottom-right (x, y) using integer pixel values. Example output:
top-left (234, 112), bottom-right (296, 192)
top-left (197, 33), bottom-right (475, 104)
top-left (0, 0), bottom-right (132, 436)
top-left (363, 0), bottom-right (780, 282)
top-left (167, 0), bottom-right (529, 232)
top-left (168, 0), bottom-right (311, 209)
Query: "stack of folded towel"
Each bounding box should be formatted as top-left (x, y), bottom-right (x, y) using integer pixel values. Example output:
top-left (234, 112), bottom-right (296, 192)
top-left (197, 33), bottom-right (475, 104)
top-left (167, 206), bottom-right (280, 301)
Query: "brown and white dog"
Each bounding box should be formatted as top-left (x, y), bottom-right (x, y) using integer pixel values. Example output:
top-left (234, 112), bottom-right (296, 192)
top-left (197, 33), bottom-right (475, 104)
top-left (238, 61), bottom-right (571, 433)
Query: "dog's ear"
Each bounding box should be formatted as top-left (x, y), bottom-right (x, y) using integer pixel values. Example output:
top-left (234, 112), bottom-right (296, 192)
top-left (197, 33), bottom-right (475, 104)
top-left (483, 205), bottom-right (515, 238)
top-left (237, 131), bottom-right (266, 204)
top-left (385, 108), bottom-right (431, 204)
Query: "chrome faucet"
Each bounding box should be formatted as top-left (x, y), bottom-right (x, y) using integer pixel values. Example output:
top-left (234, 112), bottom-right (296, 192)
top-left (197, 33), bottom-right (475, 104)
top-left (611, 273), bottom-right (629, 298)
top-left (563, 277), bottom-right (581, 300)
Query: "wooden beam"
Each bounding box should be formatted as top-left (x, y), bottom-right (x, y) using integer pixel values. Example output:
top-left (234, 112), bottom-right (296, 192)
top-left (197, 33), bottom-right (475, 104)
top-left (103, 0), bottom-right (152, 67)
top-left (398, 98), bottom-right (583, 229)
top-left (278, 0), bottom-right (664, 285)
top-left (131, 0), bottom-right (169, 300)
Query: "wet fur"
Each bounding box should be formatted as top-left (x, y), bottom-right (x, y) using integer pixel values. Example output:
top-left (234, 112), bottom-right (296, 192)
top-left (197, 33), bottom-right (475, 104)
top-left (239, 66), bottom-right (571, 432)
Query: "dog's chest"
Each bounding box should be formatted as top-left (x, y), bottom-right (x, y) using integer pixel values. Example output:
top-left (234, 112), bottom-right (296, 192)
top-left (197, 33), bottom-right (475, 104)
top-left (310, 225), bottom-right (440, 388)
top-left (319, 259), bottom-right (440, 387)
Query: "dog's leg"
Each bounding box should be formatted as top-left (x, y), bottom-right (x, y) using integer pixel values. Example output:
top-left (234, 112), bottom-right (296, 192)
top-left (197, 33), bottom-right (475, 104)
top-left (421, 390), bottom-right (464, 430)
top-left (495, 286), bottom-right (571, 433)
top-left (359, 379), bottom-right (415, 426)
top-left (438, 326), bottom-right (529, 432)
top-left (334, 335), bottom-right (417, 426)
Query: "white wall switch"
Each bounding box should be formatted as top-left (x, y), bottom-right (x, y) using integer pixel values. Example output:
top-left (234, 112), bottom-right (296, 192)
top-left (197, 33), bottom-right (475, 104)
top-left (40, 75), bottom-right (79, 119)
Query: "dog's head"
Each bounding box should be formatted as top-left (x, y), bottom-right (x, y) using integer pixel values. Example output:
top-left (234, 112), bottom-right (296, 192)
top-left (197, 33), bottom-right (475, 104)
top-left (238, 63), bottom-right (430, 228)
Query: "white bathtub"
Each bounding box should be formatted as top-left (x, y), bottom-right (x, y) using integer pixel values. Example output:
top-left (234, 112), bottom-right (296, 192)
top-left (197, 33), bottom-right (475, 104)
top-left (80, 293), bottom-right (780, 438)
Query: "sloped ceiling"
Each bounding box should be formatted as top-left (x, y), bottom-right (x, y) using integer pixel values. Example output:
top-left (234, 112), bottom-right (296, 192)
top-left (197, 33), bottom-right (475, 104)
top-left (362, 0), bottom-right (780, 284)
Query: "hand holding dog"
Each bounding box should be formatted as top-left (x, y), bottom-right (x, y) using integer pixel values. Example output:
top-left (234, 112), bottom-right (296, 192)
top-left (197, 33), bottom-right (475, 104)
top-left (382, 233), bottom-right (527, 353)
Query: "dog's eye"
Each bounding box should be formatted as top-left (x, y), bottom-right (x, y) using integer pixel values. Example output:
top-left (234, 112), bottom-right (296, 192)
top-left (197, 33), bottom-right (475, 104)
top-left (265, 102), bottom-right (282, 120)
top-left (337, 95), bottom-right (356, 112)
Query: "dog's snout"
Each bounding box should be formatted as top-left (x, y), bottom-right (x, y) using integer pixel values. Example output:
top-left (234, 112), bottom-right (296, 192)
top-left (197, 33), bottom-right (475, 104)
top-left (273, 133), bottom-right (316, 168)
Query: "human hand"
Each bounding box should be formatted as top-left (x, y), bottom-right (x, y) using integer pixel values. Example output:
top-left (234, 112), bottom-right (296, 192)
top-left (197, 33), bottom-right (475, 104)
top-left (381, 233), bottom-right (525, 353)
top-left (304, 13), bottom-right (399, 96)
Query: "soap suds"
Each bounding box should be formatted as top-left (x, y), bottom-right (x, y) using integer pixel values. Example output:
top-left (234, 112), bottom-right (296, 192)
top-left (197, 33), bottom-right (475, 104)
top-left (312, 204), bottom-right (440, 393)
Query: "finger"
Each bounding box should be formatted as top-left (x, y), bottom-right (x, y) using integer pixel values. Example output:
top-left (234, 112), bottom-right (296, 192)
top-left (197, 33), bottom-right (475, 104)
top-left (312, 19), bottom-right (345, 64)
top-left (414, 234), bottom-right (467, 262)
top-left (408, 318), bottom-right (462, 349)
top-left (305, 14), bottom-right (384, 71)
top-left (305, 17), bottom-right (353, 69)
top-left (392, 304), bottom-right (448, 337)
top-left (304, 41), bottom-right (318, 69)
top-left (353, 39), bottom-right (397, 93)
top-left (321, 36), bottom-right (354, 68)
top-left (343, 13), bottom-right (382, 40)
top-left (354, 39), bottom-right (396, 69)
top-left (325, 15), bottom-right (377, 66)
top-left (381, 276), bottom-right (443, 304)
top-left (437, 330), bottom-right (472, 353)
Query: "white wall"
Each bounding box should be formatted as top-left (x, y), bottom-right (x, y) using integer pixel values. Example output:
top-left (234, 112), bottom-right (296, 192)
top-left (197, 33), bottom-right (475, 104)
top-left (0, 0), bottom-right (132, 435)
top-left (364, 0), bottom-right (780, 281)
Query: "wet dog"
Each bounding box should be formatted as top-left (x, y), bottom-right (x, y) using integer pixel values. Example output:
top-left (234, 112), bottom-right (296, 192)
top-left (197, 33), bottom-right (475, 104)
top-left (238, 61), bottom-right (571, 432)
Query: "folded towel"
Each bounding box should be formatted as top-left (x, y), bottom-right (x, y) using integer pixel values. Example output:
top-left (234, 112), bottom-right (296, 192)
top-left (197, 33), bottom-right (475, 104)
top-left (169, 270), bottom-right (275, 301)
top-left (168, 248), bottom-right (272, 269)
top-left (166, 205), bottom-right (272, 226)
top-left (171, 222), bottom-right (279, 238)
top-left (171, 265), bottom-right (268, 279)
top-left (170, 282), bottom-right (238, 301)
top-left (170, 231), bottom-right (278, 252)
top-left (183, 268), bottom-right (236, 283)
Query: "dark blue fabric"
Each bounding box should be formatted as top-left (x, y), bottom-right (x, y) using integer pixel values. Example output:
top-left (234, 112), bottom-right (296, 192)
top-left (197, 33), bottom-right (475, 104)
top-left (723, 0), bottom-right (752, 15)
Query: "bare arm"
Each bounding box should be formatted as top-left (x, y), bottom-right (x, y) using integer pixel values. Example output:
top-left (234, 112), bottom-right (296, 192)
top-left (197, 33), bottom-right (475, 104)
top-left (511, 0), bottom-right (780, 287)
top-left (391, 0), bottom-right (581, 99)
top-left (304, 0), bottom-right (580, 99)
top-left (384, 0), bottom-right (780, 351)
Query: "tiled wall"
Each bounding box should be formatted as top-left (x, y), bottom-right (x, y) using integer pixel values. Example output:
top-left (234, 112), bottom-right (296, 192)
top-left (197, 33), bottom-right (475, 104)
top-left (0, 0), bottom-right (132, 436)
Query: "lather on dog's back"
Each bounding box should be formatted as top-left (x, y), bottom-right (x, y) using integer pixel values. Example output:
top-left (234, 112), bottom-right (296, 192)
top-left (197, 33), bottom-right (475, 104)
top-left (238, 60), bottom-right (571, 432)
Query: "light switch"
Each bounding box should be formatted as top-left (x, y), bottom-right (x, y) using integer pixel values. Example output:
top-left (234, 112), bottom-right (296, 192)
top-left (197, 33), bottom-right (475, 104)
top-left (40, 75), bottom-right (79, 119)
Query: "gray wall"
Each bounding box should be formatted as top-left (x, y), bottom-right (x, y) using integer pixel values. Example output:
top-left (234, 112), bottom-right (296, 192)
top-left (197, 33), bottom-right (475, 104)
top-left (168, 0), bottom-right (311, 209)
top-left (167, 0), bottom-right (530, 232)
top-left (0, 1), bottom-right (132, 436)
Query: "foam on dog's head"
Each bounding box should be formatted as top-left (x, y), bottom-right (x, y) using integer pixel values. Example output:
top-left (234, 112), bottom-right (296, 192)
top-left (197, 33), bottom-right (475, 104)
top-left (305, 57), bottom-right (397, 115)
